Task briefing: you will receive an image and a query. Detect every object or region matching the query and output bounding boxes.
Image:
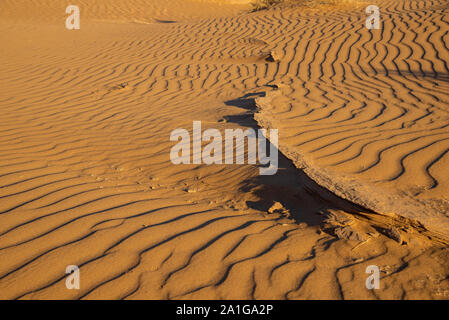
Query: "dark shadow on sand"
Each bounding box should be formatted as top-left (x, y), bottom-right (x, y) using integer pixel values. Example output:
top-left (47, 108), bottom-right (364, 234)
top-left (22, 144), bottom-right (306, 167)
top-left (155, 19), bottom-right (177, 24)
top-left (224, 92), bottom-right (374, 227)
top-left (374, 68), bottom-right (449, 83)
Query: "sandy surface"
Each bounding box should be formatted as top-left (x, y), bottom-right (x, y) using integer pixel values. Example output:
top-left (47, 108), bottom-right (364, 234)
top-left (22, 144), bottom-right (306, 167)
top-left (0, 0), bottom-right (449, 300)
top-left (254, 0), bottom-right (449, 234)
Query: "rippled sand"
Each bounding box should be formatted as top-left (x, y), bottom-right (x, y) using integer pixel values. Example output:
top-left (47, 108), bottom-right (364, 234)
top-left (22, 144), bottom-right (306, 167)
top-left (0, 0), bottom-right (448, 299)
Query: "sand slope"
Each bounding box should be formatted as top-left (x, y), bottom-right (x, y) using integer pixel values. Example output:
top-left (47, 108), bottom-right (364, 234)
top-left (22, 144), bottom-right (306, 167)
top-left (254, 0), bottom-right (449, 234)
top-left (0, 0), bottom-right (449, 299)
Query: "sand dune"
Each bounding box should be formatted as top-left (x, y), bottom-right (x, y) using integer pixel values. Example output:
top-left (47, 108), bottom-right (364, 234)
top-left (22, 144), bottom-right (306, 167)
top-left (0, 0), bottom-right (449, 300)
top-left (253, 0), bottom-right (449, 234)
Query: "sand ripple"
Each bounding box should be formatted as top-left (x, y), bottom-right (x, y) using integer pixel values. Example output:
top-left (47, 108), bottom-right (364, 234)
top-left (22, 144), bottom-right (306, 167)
top-left (0, 0), bottom-right (449, 299)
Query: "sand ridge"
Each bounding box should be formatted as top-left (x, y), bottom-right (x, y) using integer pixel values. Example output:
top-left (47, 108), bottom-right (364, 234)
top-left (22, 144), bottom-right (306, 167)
top-left (253, 0), bottom-right (449, 234)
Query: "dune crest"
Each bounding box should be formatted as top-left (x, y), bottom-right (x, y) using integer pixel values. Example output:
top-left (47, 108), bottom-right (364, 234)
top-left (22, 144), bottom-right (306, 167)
top-left (253, 0), bottom-right (449, 234)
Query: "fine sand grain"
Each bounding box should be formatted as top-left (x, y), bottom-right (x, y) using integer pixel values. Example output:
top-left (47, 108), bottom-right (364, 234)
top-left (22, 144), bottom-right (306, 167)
top-left (0, 0), bottom-right (449, 299)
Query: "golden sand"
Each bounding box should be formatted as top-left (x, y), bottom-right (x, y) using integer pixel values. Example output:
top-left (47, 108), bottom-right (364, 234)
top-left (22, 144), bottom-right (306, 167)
top-left (0, 0), bottom-right (448, 299)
